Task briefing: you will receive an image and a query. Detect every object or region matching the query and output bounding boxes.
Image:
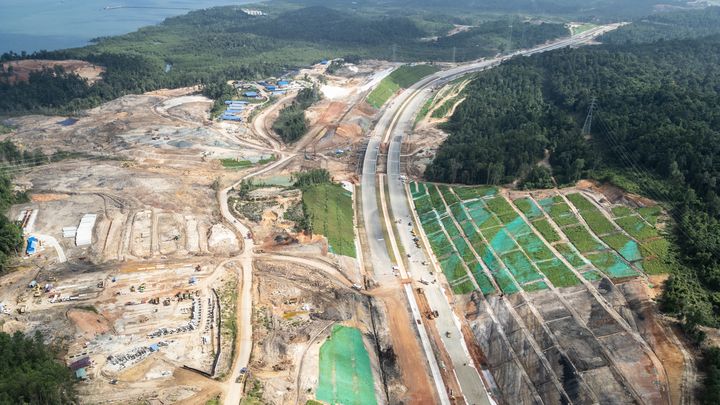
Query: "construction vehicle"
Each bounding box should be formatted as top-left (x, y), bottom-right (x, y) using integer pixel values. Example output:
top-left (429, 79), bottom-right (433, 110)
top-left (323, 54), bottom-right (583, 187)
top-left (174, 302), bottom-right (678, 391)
top-left (97, 281), bottom-right (104, 288)
top-left (351, 284), bottom-right (362, 291)
top-left (32, 285), bottom-right (42, 297)
top-left (138, 283), bottom-right (146, 293)
top-left (130, 286), bottom-right (136, 292)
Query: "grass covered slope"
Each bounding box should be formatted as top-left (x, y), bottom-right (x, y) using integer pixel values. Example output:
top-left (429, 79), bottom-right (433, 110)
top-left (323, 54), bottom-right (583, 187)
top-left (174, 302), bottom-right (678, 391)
top-left (302, 183), bottom-right (356, 257)
top-left (366, 64), bottom-right (440, 108)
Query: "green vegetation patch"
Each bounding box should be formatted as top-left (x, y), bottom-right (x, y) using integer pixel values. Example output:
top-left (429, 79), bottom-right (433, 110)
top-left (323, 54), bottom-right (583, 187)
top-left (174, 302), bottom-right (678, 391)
top-left (516, 233), bottom-right (555, 262)
top-left (563, 224), bottom-right (604, 253)
top-left (585, 251), bottom-right (639, 278)
top-left (367, 64), bottom-right (440, 108)
top-left (582, 270), bottom-right (603, 282)
top-left (611, 206), bottom-right (633, 218)
top-left (220, 158), bottom-right (253, 169)
top-left (472, 264), bottom-right (496, 296)
top-left (485, 196), bottom-right (515, 216)
top-left (441, 216), bottom-right (461, 239)
top-left (638, 206), bottom-right (663, 225)
top-left (0, 331), bottom-right (76, 403)
top-left (580, 209), bottom-right (617, 236)
top-left (318, 325), bottom-right (377, 405)
top-left (428, 231), bottom-right (454, 258)
top-left (501, 251), bottom-right (543, 284)
top-left (452, 186), bottom-right (497, 201)
top-left (440, 254), bottom-right (467, 283)
top-left (514, 197), bottom-right (543, 220)
top-left (615, 215), bottom-right (658, 241)
top-left (451, 278), bottom-right (477, 294)
top-left (494, 268), bottom-right (521, 295)
top-left (532, 218), bottom-right (561, 243)
top-left (303, 184), bottom-right (356, 257)
top-left (554, 243), bottom-right (587, 268)
top-left (535, 258), bottom-right (580, 288)
top-left (545, 202), bottom-right (580, 227)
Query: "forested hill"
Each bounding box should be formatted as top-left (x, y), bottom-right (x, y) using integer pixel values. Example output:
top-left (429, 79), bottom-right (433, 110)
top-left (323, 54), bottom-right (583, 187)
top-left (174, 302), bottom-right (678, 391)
top-left (291, 0), bottom-right (689, 18)
top-left (602, 6), bottom-right (720, 44)
top-left (425, 34), bottom-right (720, 331)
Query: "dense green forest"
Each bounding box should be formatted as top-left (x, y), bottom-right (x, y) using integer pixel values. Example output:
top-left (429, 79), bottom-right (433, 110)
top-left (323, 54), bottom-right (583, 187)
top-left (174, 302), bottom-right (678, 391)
top-left (0, 6), bottom-right (568, 114)
top-left (272, 86), bottom-right (321, 143)
top-left (426, 35), bottom-right (720, 331)
top-left (0, 331), bottom-right (76, 404)
top-left (292, 0), bottom-right (685, 18)
top-left (602, 6), bottom-right (720, 44)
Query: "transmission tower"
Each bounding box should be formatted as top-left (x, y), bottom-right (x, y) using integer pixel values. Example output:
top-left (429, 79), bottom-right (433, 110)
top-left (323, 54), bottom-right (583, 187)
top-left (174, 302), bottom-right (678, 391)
top-left (582, 98), bottom-right (597, 136)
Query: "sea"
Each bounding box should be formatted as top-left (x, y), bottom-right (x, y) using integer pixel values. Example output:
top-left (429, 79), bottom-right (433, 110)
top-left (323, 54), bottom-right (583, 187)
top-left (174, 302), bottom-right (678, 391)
top-left (0, 0), bottom-right (256, 54)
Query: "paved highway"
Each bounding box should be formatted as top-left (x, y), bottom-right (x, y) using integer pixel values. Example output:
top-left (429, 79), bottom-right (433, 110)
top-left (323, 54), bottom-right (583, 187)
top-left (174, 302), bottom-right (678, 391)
top-left (363, 24), bottom-right (621, 405)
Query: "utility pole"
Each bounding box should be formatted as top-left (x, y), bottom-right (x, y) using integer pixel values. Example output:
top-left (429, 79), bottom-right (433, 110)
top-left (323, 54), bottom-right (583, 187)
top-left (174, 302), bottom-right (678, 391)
top-left (452, 46), bottom-right (456, 64)
top-left (392, 44), bottom-right (397, 62)
top-left (582, 97), bottom-right (597, 136)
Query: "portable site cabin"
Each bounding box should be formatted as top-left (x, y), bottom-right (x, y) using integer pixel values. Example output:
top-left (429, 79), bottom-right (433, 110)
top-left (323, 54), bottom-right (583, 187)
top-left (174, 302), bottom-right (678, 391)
top-left (264, 85), bottom-right (276, 91)
top-left (277, 80), bottom-right (289, 87)
top-left (75, 214), bottom-right (97, 247)
top-left (26, 236), bottom-right (38, 255)
top-left (75, 368), bottom-right (88, 380)
top-left (70, 356), bottom-right (91, 371)
top-left (243, 91), bottom-right (258, 98)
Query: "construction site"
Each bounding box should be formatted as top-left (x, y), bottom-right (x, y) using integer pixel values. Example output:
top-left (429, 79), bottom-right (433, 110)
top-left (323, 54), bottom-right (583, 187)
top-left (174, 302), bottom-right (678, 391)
top-left (0, 34), bottom-right (699, 405)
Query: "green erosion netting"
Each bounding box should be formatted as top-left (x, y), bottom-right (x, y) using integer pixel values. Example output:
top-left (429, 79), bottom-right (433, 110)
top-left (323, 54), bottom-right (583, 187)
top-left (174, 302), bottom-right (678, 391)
top-left (414, 195), bottom-right (433, 215)
top-left (618, 240), bottom-right (642, 262)
top-left (538, 197), bottom-right (555, 211)
top-left (429, 231), bottom-right (453, 258)
top-left (582, 270), bottom-right (603, 281)
top-left (452, 236), bottom-right (475, 264)
top-left (440, 253), bottom-right (467, 283)
top-left (439, 185), bottom-right (461, 206)
top-left (497, 211), bottom-right (520, 225)
top-left (501, 250), bottom-right (543, 284)
top-left (546, 202), bottom-right (580, 227)
top-left (450, 203), bottom-right (469, 223)
top-left (505, 217), bottom-right (533, 238)
top-left (532, 218), bottom-right (561, 243)
top-left (452, 185), bottom-right (497, 201)
top-left (441, 216), bottom-right (461, 239)
top-left (535, 258), bottom-right (580, 288)
top-left (585, 251), bottom-right (639, 278)
top-left (452, 278), bottom-right (477, 294)
top-left (410, 182), bottom-right (425, 199)
top-left (554, 243), bottom-right (587, 268)
top-left (566, 193), bottom-right (596, 212)
top-left (428, 185), bottom-right (446, 211)
top-left (461, 221), bottom-right (477, 239)
top-left (317, 325), bottom-right (377, 405)
top-left (421, 217), bottom-right (442, 236)
top-left (564, 224), bottom-right (604, 253)
top-left (516, 233), bottom-right (555, 262)
top-left (523, 281), bottom-right (549, 292)
top-left (485, 196), bottom-right (515, 216)
top-left (514, 197), bottom-right (543, 220)
top-left (481, 246), bottom-right (502, 273)
top-left (472, 263), bottom-right (496, 295)
top-left (494, 268), bottom-right (520, 294)
top-left (615, 215), bottom-right (658, 241)
top-left (580, 209), bottom-right (617, 236)
top-left (487, 228), bottom-right (518, 254)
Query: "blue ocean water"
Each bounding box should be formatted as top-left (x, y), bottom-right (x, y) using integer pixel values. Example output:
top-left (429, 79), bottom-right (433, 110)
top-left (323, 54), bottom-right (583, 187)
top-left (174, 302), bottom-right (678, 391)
top-left (0, 0), bottom-right (255, 54)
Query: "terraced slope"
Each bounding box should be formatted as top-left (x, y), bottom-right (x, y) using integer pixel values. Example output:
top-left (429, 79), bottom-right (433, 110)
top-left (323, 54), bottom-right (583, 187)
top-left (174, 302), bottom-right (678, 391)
top-left (409, 182), bottom-right (677, 405)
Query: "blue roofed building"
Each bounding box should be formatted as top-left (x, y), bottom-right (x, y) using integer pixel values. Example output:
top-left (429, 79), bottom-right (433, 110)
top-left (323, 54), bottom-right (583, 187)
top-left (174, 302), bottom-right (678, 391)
top-left (26, 236), bottom-right (38, 255)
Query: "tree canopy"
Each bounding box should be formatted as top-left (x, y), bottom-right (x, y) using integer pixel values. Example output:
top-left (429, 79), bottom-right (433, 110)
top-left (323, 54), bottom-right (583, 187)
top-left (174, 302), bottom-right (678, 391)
top-left (0, 331), bottom-right (76, 404)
